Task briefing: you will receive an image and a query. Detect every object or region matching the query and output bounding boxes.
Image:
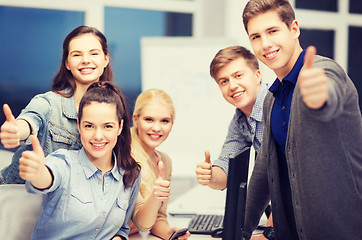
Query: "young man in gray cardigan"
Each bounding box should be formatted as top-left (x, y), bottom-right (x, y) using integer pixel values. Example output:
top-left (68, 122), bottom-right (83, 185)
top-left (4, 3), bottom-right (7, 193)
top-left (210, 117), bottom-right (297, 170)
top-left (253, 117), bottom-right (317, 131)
top-left (241, 0), bottom-right (362, 239)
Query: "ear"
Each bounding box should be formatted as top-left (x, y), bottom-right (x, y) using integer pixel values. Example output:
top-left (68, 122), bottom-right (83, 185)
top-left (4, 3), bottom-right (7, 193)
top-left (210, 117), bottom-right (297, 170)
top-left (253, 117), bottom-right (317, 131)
top-left (104, 53), bottom-right (110, 68)
top-left (118, 119), bottom-right (124, 136)
top-left (255, 69), bottom-right (262, 85)
top-left (77, 120), bottom-right (81, 132)
top-left (132, 115), bottom-right (138, 129)
top-left (291, 20), bottom-right (300, 38)
top-left (65, 60), bottom-right (70, 70)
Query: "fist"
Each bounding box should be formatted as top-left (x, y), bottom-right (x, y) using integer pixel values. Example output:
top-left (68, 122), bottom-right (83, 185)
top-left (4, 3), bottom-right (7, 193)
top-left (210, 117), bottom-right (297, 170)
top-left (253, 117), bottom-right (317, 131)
top-left (195, 150), bottom-right (212, 186)
top-left (153, 161), bottom-right (170, 200)
top-left (19, 136), bottom-right (45, 181)
top-left (299, 46), bottom-right (329, 109)
top-left (0, 104), bottom-right (20, 148)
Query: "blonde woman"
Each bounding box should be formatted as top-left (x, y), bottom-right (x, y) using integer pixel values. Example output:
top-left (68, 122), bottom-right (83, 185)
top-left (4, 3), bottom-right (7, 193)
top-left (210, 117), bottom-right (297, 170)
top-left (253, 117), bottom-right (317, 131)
top-left (130, 89), bottom-right (190, 240)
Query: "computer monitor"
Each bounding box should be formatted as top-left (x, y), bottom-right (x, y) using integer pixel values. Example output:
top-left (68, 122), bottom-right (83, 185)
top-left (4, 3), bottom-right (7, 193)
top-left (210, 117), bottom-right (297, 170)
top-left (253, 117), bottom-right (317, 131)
top-left (222, 147), bottom-right (250, 240)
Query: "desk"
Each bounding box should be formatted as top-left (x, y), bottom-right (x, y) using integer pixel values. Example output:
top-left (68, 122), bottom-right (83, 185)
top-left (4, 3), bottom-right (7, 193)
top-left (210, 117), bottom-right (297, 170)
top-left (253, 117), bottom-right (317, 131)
top-left (130, 184), bottom-right (266, 239)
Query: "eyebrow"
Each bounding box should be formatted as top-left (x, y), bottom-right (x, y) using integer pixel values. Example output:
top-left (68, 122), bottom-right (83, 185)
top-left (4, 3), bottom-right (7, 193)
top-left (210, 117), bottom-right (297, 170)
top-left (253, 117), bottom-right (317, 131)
top-left (69, 49), bottom-right (102, 54)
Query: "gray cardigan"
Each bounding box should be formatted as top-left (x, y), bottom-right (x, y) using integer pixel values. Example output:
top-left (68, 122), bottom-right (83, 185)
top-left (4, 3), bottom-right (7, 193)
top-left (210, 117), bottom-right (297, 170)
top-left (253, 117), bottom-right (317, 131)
top-left (242, 55), bottom-right (362, 240)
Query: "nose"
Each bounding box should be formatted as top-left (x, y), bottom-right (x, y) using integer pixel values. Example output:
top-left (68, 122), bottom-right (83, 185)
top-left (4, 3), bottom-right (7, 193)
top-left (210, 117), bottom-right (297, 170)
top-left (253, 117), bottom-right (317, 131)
top-left (261, 35), bottom-right (272, 50)
top-left (82, 53), bottom-right (91, 64)
top-left (94, 127), bottom-right (104, 140)
top-left (151, 122), bottom-right (161, 132)
top-left (229, 78), bottom-right (239, 90)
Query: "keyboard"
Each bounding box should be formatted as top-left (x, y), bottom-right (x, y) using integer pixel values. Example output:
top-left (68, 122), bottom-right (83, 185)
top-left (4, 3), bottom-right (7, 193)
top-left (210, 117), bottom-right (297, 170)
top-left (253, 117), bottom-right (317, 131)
top-left (187, 214), bottom-right (223, 234)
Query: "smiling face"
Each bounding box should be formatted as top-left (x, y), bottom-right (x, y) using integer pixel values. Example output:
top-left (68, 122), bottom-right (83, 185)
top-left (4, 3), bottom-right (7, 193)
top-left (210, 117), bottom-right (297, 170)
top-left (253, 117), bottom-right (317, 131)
top-left (133, 101), bottom-right (173, 153)
top-left (247, 10), bottom-right (302, 79)
top-left (216, 57), bottom-right (261, 117)
top-left (65, 33), bottom-right (109, 89)
top-left (79, 102), bottom-right (122, 164)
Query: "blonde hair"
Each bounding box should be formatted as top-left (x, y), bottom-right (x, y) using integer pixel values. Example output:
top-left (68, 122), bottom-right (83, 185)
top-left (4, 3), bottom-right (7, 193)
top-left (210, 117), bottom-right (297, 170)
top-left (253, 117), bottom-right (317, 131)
top-left (131, 89), bottom-right (175, 199)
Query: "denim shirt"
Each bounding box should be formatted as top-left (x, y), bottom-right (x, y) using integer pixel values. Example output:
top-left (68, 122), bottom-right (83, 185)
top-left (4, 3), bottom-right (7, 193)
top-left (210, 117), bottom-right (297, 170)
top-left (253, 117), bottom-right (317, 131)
top-left (213, 82), bottom-right (268, 175)
top-left (0, 91), bottom-right (82, 184)
top-left (26, 148), bottom-right (141, 240)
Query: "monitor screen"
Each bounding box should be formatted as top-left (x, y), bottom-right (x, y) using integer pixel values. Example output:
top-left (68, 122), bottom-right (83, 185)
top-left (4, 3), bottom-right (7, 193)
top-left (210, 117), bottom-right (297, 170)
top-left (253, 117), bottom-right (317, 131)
top-left (222, 147), bottom-right (250, 240)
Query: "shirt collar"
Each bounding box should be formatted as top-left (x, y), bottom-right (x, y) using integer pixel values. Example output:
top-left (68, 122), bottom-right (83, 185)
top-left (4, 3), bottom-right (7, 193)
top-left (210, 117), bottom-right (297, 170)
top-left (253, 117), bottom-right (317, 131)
top-left (79, 148), bottom-right (123, 181)
top-left (249, 82), bottom-right (268, 122)
top-left (269, 49), bottom-right (306, 94)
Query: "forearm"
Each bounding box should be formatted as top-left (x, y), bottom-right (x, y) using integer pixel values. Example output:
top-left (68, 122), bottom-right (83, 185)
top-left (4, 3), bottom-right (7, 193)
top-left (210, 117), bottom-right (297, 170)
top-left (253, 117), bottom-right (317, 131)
top-left (208, 166), bottom-right (227, 190)
top-left (150, 220), bottom-right (171, 240)
top-left (135, 195), bottom-right (162, 231)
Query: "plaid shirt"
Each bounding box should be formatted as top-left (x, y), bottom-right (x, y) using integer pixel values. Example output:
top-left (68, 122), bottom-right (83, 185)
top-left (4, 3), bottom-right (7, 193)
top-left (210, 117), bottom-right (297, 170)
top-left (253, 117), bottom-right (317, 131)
top-left (213, 82), bottom-right (268, 175)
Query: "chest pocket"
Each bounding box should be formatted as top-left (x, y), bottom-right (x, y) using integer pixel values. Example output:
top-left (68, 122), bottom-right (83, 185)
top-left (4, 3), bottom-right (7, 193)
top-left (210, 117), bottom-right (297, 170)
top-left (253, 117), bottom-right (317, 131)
top-left (110, 197), bottom-right (129, 227)
top-left (66, 191), bottom-right (94, 222)
top-left (48, 122), bottom-right (81, 150)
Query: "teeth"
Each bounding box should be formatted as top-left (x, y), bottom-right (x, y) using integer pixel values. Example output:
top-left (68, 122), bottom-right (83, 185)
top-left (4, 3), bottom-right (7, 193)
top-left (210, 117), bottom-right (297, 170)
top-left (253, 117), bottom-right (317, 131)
top-left (265, 51), bottom-right (277, 58)
top-left (93, 143), bottom-right (105, 147)
top-left (149, 134), bottom-right (161, 139)
top-left (80, 68), bottom-right (94, 73)
top-left (233, 92), bottom-right (243, 98)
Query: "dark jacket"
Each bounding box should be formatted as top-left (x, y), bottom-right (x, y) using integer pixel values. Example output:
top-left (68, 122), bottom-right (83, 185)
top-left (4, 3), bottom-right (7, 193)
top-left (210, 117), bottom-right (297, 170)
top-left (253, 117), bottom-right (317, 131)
top-left (242, 55), bottom-right (362, 240)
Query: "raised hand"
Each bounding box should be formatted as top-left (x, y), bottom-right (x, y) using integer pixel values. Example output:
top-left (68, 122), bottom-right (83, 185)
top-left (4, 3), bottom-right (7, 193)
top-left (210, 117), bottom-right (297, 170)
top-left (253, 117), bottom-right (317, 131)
top-left (0, 104), bottom-right (20, 148)
top-left (299, 46), bottom-right (329, 109)
top-left (195, 150), bottom-right (212, 186)
top-left (19, 136), bottom-right (46, 181)
top-left (153, 160), bottom-right (170, 201)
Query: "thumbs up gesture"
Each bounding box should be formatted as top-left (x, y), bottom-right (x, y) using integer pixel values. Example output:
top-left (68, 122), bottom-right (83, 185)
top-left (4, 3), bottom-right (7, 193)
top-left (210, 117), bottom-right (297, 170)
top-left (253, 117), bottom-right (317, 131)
top-left (153, 161), bottom-right (170, 201)
top-left (195, 150), bottom-right (212, 186)
top-left (19, 136), bottom-right (46, 182)
top-left (0, 104), bottom-right (20, 148)
top-left (298, 46), bottom-right (329, 109)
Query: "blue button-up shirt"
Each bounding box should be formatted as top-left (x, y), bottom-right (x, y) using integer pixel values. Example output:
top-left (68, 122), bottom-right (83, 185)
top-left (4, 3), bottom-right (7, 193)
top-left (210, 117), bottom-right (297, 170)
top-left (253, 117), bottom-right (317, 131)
top-left (269, 50), bottom-right (306, 154)
top-left (214, 82), bottom-right (268, 175)
top-left (26, 148), bottom-right (141, 240)
top-left (268, 49), bottom-right (306, 240)
top-left (1, 90), bottom-right (82, 184)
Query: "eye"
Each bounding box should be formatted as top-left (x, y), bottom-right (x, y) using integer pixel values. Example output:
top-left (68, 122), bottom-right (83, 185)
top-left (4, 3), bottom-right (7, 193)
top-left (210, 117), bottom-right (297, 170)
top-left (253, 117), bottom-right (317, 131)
top-left (84, 124), bottom-right (93, 128)
top-left (250, 35), bottom-right (256, 41)
top-left (161, 119), bottom-right (170, 124)
top-left (236, 74), bottom-right (243, 78)
top-left (105, 124), bottom-right (114, 129)
top-left (145, 117), bottom-right (153, 122)
top-left (219, 79), bottom-right (228, 86)
top-left (269, 29), bottom-right (278, 34)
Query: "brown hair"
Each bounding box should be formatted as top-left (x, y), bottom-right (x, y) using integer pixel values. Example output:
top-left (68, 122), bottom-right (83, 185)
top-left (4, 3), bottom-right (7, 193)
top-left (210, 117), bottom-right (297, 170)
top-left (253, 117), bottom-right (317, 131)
top-left (210, 46), bottom-right (259, 80)
top-left (52, 26), bottom-right (113, 97)
top-left (242, 0), bottom-right (295, 34)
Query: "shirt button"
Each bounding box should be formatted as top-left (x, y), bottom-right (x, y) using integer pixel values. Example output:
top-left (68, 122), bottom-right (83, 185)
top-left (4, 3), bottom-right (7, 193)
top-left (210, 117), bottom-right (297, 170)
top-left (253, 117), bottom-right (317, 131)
top-left (281, 106), bottom-right (286, 111)
top-left (282, 121), bottom-right (287, 126)
top-left (95, 228), bottom-right (99, 231)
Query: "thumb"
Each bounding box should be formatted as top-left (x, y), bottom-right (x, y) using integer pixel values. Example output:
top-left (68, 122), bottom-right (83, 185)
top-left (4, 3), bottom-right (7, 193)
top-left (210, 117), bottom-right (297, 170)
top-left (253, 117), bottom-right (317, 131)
top-left (304, 46), bottom-right (316, 69)
top-left (158, 160), bottom-right (165, 179)
top-left (3, 104), bottom-right (16, 123)
top-left (31, 136), bottom-right (43, 156)
top-left (204, 150), bottom-right (211, 164)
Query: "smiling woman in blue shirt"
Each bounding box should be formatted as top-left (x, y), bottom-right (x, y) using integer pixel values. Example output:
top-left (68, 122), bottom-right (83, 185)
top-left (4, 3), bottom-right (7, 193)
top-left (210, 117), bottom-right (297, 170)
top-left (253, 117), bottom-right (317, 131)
top-left (0, 25), bottom-right (113, 185)
top-left (19, 82), bottom-right (141, 240)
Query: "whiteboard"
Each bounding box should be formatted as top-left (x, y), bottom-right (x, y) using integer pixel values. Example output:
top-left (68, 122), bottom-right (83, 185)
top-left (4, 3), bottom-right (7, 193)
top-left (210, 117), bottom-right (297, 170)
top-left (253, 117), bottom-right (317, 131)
top-left (141, 37), bottom-right (240, 177)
